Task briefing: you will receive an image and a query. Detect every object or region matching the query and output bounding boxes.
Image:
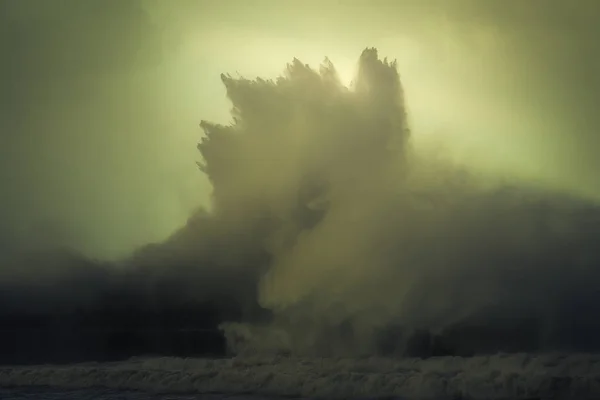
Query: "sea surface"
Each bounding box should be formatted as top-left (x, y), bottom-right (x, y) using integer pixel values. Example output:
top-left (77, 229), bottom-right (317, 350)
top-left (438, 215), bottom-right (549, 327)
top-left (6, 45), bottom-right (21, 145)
top-left (0, 387), bottom-right (280, 400)
top-left (2, 353), bottom-right (600, 399)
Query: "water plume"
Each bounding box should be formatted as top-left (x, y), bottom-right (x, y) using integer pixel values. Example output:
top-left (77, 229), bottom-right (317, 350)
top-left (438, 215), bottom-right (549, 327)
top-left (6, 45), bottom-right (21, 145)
top-left (196, 48), bottom-right (600, 357)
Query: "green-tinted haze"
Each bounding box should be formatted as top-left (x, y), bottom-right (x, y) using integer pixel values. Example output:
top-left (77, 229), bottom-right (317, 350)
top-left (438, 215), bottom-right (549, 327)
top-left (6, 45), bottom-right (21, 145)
top-left (1, 0), bottom-right (598, 259)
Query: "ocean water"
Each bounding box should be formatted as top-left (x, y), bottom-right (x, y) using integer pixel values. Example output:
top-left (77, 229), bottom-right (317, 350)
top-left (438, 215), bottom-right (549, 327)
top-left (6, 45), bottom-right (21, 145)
top-left (2, 353), bottom-right (600, 399)
top-left (0, 387), bottom-right (194, 399)
top-left (0, 387), bottom-right (279, 399)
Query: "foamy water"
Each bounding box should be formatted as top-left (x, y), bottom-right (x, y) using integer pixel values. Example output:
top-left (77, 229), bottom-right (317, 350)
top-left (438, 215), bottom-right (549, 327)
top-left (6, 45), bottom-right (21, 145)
top-left (2, 353), bottom-right (600, 399)
top-left (0, 387), bottom-right (278, 399)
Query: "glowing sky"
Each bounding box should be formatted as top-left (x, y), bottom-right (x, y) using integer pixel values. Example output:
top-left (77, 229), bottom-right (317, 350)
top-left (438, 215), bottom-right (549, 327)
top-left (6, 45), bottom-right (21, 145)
top-left (1, 0), bottom-right (599, 258)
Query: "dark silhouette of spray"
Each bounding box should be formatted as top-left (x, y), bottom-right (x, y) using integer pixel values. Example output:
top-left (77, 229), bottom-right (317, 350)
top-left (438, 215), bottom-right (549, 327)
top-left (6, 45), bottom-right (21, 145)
top-left (2, 48), bottom-right (600, 363)
top-left (194, 48), bottom-right (600, 357)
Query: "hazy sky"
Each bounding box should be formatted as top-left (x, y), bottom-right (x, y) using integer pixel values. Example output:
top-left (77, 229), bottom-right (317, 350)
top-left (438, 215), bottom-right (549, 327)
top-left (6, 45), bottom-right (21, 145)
top-left (1, 0), bottom-right (599, 259)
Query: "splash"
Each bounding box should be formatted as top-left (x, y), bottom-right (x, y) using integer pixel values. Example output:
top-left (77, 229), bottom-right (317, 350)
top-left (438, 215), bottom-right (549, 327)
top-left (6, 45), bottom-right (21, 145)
top-left (196, 48), bottom-right (600, 356)
top-left (2, 48), bottom-right (600, 361)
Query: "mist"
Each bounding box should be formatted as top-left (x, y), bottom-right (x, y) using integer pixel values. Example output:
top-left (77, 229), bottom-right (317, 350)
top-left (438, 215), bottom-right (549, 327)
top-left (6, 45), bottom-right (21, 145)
top-left (1, 0), bottom-right (600, 363)
top-left (195, 48), bottom-right (600, 357)
top-left (2, 0), bottom-right (600, 259)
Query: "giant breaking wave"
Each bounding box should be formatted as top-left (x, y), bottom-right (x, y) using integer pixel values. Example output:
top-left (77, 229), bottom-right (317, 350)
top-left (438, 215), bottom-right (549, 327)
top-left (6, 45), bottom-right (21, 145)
top-left (1, 48), bottom-right (600, 366)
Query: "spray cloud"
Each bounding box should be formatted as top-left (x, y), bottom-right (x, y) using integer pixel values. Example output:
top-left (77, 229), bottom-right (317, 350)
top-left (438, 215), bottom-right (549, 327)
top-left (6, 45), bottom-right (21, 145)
top-left (197, 48), bottom-right (600, 356)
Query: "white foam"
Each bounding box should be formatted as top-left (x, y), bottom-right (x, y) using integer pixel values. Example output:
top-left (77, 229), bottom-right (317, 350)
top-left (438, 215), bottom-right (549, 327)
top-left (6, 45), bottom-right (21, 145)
top-left (2, 353), bottom-right (600, 399)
